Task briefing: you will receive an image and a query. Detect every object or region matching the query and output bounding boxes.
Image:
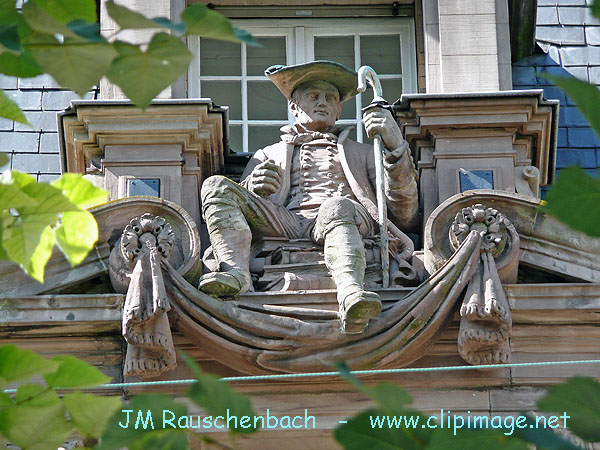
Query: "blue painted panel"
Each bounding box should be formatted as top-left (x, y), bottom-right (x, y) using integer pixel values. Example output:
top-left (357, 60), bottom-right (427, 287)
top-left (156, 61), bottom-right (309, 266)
top-left (459, 169), bottom-right (494, 191)
top-left (128, 178), bottom-right (160, 197)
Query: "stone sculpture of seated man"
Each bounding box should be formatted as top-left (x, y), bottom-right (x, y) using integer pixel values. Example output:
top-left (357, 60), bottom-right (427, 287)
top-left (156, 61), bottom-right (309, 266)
top-left (199, 61), bottom-right (419, 333)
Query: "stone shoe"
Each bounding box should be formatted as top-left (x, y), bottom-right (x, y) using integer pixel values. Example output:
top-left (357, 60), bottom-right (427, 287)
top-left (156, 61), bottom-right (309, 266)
top-left (339, 288), bottom-right (382, 334)
top-left (198, 269), bottom-right (252, 297)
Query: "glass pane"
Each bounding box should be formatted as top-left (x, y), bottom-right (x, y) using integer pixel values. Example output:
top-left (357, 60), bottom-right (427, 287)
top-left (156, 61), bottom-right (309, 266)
top-left (361, 78), bottom-right (403, 107)
top-left (249, 126), bottom-right (283, 151)
top-left (201, 81), bottom-right (242, 120)
top-left (247, 37), bottom-right (287, 76)
top-left (200, 39), bottom-right (241, 76)
top-left (314, 36), bottom-right (354, 70)
top-left (228, 125), bottom-right (243, 153)
top-left (360, 35), bottom-right (402, 74)
top-left (247, 81), bottom-right (288, 120)
top-left (340, 96), bottom-right (357, 120)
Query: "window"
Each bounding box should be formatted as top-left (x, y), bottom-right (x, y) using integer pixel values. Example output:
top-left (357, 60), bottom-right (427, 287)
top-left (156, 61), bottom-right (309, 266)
top-left (189, 18), bottom-right (416, 153)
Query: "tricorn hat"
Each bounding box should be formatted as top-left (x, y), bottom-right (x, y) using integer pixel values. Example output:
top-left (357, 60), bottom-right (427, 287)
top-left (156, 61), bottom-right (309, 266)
top-left (265, 61), bottom-right (359, 103)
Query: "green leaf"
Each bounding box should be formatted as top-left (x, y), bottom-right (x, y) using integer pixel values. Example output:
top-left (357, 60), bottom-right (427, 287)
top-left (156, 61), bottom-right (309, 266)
top-left (3, 223), bottom-right (56, 283)
top-left (234, 27), bottom-right (259, 46)
top-left (0, 183), bottom-right (38, 211)
top-left (0, 50), bottom-right (43, 78)
top-left (98, 394), bottom-right (187, 450)
top-left (181, 352), bottom-right (258, 435)
top-left (0, 391), bottom-right (12, 408)
top-left (16, 384), bottom-right (61, 407)
top-left (106, 1), bottom-right (167, 30)
top-left (541, 166), bottom-right (600, 237)
top-left (129, 429), bottom-right (189, 450)
top-left (22, 1), bottom-right (78, 38)
top-left (27, 35), bottom-right (117, 96)
top-left (0, 402), bottom-right (74, 450)
top-left (592, 0), bottom-right (600, 19)
top-left (0, 152), bottom-right (7, 167)
top-left (44, 355), bottom-right (110, 388)
top-left (337, 363), bottom-right (412, 415)
top-left (537, 377), bottom-right (600, 442)
top-left (181, 3), bottom-right (237, 43)
top-left (335, 408), bottom-right (426, 450)
top-left (153, 17), bottom-right (186, 34)
top-left (66, 19), bottom-right (103, 42)
top-left (541, 74), bottom-right (600, 139)
top-left (428, 428), bottom-right (529, 450)
top-left (55, 210), bottom-right (98, 266)
top-left (0, 344), bottom-right (58, 386)
top-left (64, 392), bottom-right (122, 439)
top-left (512, 413), bottom-right (583, 450)
top-left (32, 0), bottom-right (97, 23)
top-left (107, 33), bottom-right (192, 109)
top-left (0, 88), bottom-right (29, 125)
top-left (0, 24), bottom-right (21, 53)
top-left (51, 173), bottom-right (108, 208)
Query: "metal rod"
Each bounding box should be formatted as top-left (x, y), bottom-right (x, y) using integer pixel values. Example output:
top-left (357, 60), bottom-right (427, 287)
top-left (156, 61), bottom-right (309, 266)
top-left (357, 66), bottom-right (390, 288)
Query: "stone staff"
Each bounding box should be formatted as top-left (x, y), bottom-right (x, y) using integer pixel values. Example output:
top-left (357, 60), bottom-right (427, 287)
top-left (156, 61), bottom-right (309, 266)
top-left (358, 65), bottom-right (390, 288)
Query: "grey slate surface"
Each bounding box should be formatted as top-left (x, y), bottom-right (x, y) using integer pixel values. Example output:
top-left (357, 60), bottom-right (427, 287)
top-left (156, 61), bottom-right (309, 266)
top-left (514, 0), bottom-right (600, 194)
top-left (0, 72), bottom-right (97, 180)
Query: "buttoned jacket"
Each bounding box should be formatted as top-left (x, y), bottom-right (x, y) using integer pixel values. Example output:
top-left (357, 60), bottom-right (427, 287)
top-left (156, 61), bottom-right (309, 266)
top-left (240, 131), bottom-right (419, 260)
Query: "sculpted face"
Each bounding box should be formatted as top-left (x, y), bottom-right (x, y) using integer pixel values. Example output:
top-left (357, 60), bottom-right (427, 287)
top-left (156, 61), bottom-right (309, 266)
top-left (289, 80), bottom-right (342, 132)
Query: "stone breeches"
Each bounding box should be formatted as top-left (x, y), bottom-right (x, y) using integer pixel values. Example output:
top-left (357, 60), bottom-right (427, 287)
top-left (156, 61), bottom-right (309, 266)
top-left (201, 175), bottom-right (376, 244)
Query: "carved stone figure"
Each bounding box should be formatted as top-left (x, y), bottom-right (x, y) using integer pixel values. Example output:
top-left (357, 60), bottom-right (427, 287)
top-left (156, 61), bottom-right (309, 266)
top-left (198, 61), bottom-right (419, 333)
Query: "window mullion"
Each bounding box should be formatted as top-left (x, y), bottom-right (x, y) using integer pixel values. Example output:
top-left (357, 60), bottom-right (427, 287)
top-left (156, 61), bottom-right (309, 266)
top-left (354, 33), bottom-right (363, 143)
top-left (241, 42), bottom-right (249, 152)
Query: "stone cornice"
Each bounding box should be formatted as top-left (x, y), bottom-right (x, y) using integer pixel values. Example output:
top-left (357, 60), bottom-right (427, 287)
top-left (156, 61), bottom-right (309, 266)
top-left (393, 90), bottom-right (559, 185)
top-left (57, 99), bottom-right (228, 181)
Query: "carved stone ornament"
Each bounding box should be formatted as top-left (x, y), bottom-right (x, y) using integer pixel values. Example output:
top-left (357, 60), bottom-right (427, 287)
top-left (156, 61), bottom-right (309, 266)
top-left (109, 213), bottom-right (177, 379)
top-left (450, 204), bottom-right (518, 364)
top-left (105, 204), bottom-right (527, 378)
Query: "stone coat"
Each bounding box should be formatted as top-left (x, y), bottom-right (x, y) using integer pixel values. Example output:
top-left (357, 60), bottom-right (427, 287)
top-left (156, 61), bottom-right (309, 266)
top-left (240, 131), bottom-right (419, 260)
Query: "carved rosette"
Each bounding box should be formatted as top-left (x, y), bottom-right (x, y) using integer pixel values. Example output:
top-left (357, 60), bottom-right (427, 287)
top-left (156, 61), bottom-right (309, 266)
top-left (450, 204), bottom-right (517, 365)
top-left (109, 213), bottom-right (177, 379)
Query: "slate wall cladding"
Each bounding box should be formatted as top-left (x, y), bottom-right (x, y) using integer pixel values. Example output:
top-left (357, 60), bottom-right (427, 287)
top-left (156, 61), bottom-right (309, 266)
top-left (0, 74), bottom-right (96, 181)
top-left (514, 0), bottom-right (600, 191)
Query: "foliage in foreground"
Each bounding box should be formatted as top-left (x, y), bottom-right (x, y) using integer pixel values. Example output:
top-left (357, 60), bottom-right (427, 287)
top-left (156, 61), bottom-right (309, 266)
top-left (0, 344), bottom-right (598, 449)
top-left (0, 345), bottom-right (258, 449)
top-left (334, 365), bottom-right (600, 450)
top-left (0, 169), bottom-right (108, 283)
top-left (0, 0), bottom-right (257, 123)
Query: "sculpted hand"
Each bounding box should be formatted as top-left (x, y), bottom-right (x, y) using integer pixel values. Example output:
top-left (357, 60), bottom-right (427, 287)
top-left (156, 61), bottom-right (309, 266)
top-left (247, 159), bottom-right (282, 198)
top-left (362, 107), bottom-right (406, 161)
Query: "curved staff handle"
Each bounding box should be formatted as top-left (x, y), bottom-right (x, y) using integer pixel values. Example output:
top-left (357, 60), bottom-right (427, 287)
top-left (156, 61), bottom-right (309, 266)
top-left (357, 66), bottom-right (385, 103)
top-left (357, 65), bottom-right (390, 288)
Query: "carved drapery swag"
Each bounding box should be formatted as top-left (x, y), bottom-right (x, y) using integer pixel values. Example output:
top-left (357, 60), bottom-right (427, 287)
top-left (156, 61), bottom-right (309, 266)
top-left (109, 214), bottom-right (177, 378)
top-left (110, 204), bottom-right (516, 376)
top-left (450, 205), bottom-right (517, 364)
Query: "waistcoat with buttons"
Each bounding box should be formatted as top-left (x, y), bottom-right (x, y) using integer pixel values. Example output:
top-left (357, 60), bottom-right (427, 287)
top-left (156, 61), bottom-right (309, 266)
top-left (286, 138), bottom-right (356, 219)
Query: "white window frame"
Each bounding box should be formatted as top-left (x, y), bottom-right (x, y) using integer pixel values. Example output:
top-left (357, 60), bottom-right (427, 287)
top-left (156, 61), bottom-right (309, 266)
top-left (189, 18), bottom-right (417, 153)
